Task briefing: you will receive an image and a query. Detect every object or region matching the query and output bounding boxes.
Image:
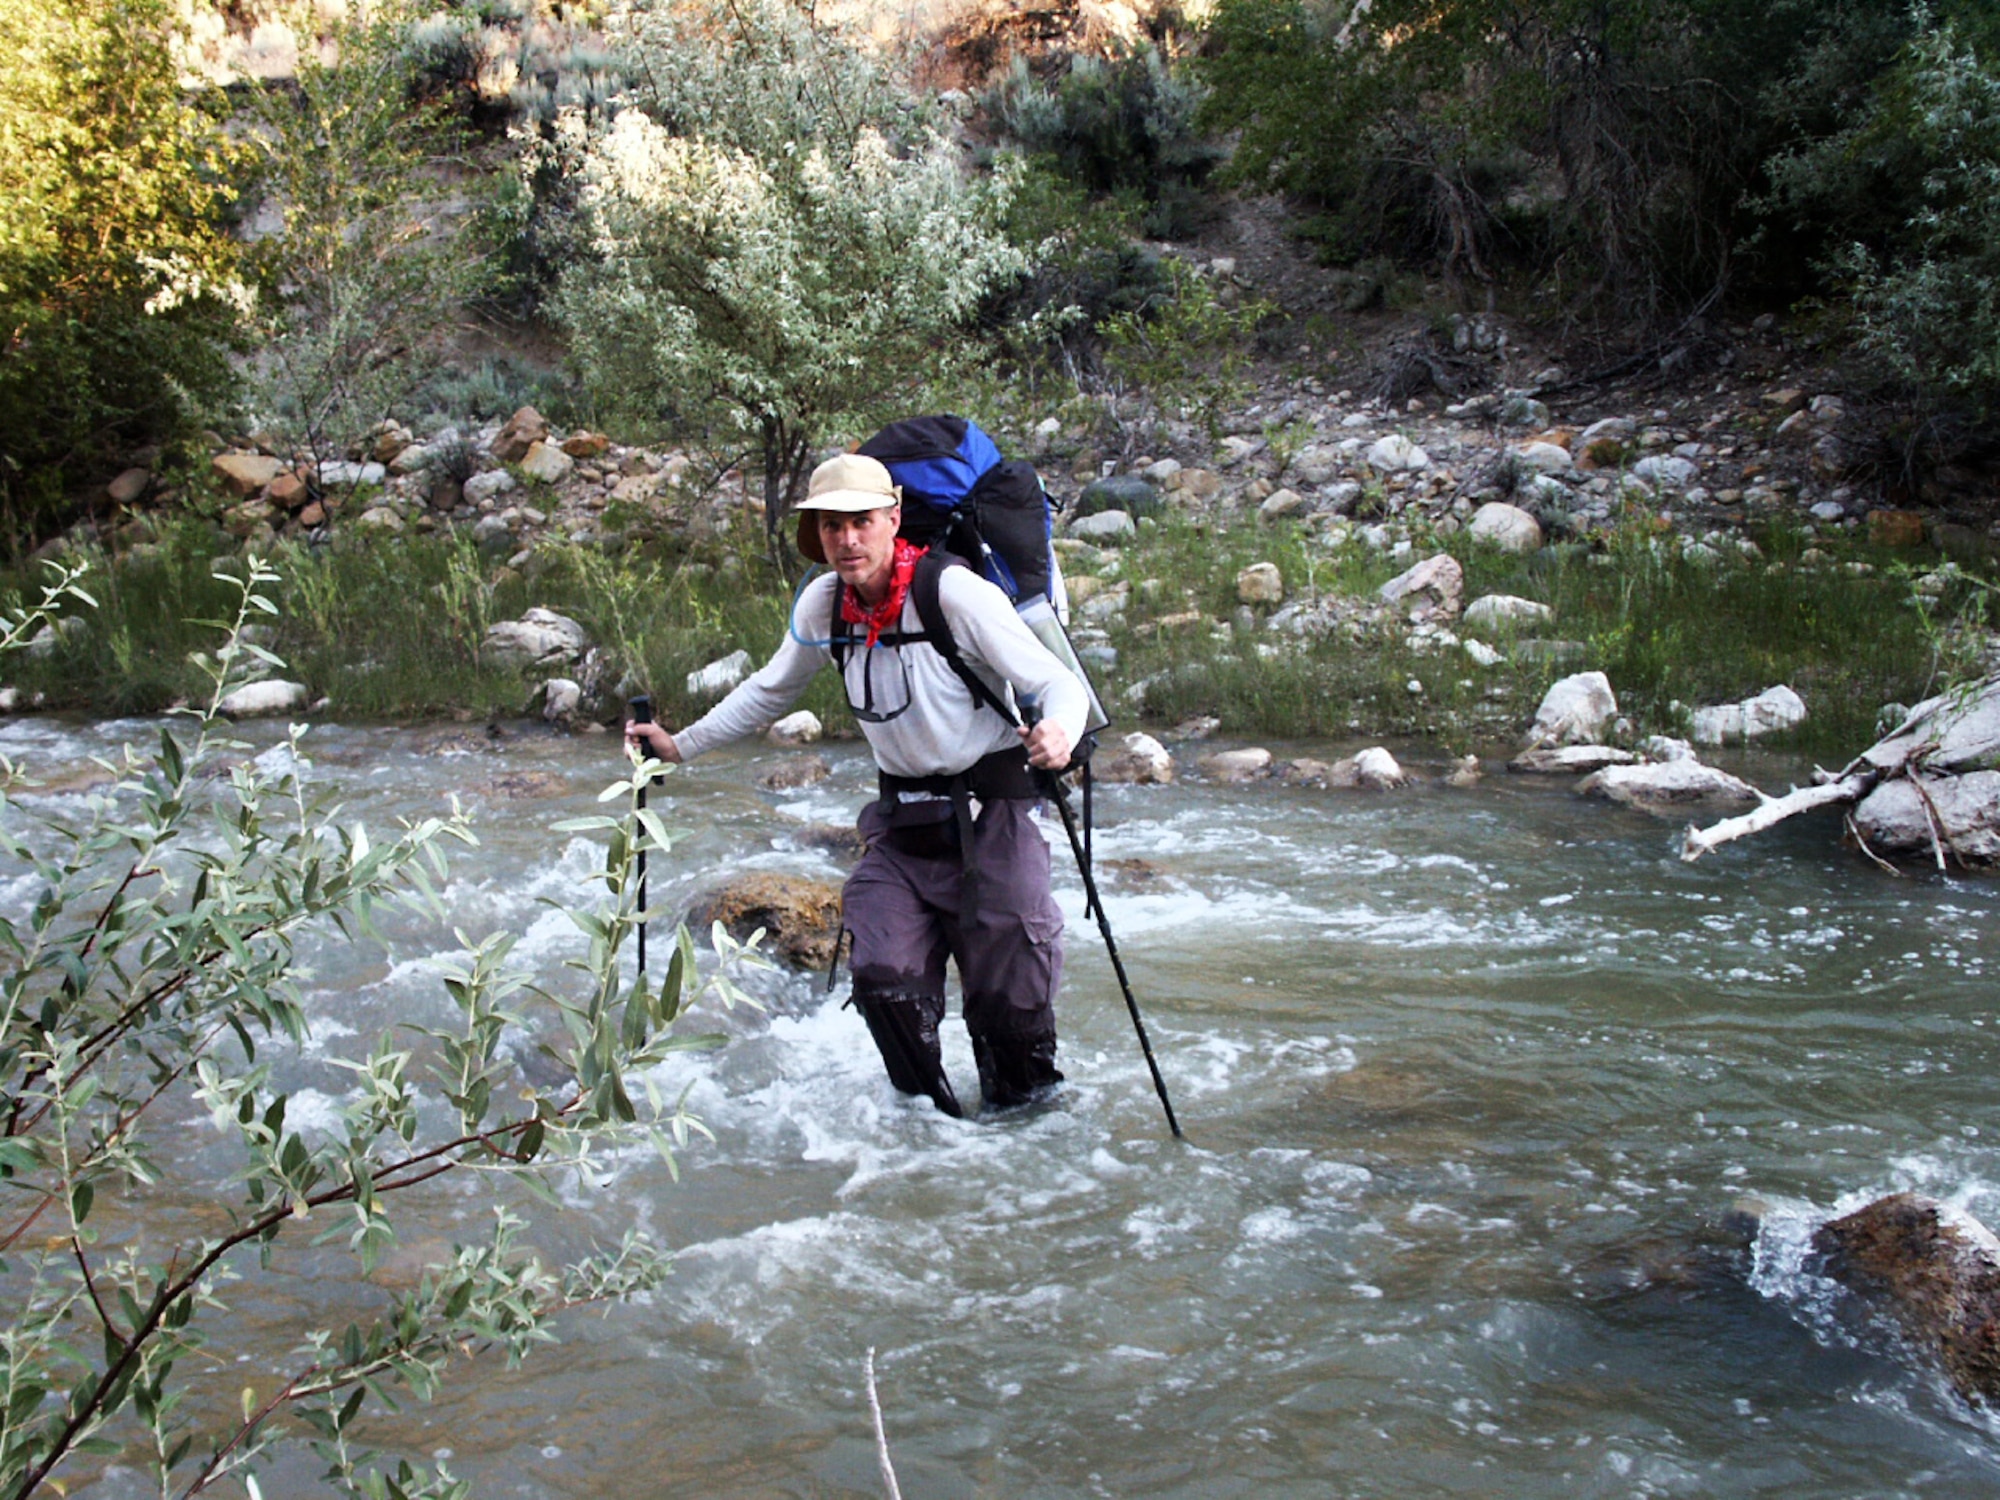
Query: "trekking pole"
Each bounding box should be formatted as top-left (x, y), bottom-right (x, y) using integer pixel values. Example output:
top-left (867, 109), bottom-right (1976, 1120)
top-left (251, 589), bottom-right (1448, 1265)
top-left (1042, 770), bottom-right (1183, 1139)
top-left (629, 694), bottom-right (652, 974)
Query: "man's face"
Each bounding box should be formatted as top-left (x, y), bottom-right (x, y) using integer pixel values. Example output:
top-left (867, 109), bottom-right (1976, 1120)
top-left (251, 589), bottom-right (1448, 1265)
top-left (817, 505), bottom-right (901, 597)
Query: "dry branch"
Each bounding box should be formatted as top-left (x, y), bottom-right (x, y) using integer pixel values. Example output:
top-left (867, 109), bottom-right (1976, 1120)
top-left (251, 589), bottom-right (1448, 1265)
top-left (1680, 772), bottom-right (1877, 861)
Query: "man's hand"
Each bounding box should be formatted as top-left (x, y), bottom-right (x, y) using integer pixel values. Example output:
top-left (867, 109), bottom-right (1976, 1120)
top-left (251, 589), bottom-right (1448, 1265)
top-left (625, 719), bottom-right (683, 763)
top-left (1018, 717), bottom-right (1072, 771)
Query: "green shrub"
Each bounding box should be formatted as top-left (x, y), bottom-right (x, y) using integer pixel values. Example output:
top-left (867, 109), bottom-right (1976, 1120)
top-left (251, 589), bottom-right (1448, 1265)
top-left (0, 0), bottom-right (244, 547)
top-left (985, 48), bottom-right (1222, 238)
top-left (0, 558), bottom-right (758, 1497)
top-left (548, 0), bottom-right (1026, 556)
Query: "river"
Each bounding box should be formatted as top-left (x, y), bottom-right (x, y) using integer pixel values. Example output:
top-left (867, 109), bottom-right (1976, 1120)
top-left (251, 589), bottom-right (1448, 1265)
top-left (12, 716), bottom-right (2000, 1499)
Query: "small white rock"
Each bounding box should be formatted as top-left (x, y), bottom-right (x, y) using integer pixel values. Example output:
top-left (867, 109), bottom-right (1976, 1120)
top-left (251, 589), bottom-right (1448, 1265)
top-left (767, 710), bottom-right (822, 746)
top-left (217, 680), bottom-right (311, 718)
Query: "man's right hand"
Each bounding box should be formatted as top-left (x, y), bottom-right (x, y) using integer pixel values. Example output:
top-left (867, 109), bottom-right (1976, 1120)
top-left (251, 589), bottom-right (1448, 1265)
top-left (624, 719), bottom-right (682, 763)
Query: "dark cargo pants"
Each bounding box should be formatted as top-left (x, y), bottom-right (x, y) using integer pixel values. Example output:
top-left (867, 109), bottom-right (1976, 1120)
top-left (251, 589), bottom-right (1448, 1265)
top-left (844, 796), bottom-right (1064, 1116)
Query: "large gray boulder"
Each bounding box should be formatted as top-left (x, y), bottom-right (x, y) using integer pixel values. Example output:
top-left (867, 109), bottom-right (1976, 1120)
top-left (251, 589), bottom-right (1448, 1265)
top-left (482, 608), bottom-right (589, 671)
top-left (1863, 678), bottom-right (2000, 774)
top-left (1577, 759), bottom-right (1760, 815)
top-left (1467, 502), bottom-right (1544, 553)
top-left (1199, 747), bottom-right (1273, 783)
top-left (686, 649), bottom-right (752, 698)
top-left (1366, 434), bottom-right (1430, 472)
top-left (1070, 510), bottom-right (1137, 544)
top-left (1688, 685), bottom-right (1807, 745)
top-left (1378, 554), bottom-right (1463, 623)
top-left (1098, 732), bottom-right (1175, 785)
top-left (1853, 772), bottom-right (2000, 863)
top-left (1529, 671), bottom-right (1618, 747)
top-left (1463, 594), bottom-right (1553, 631)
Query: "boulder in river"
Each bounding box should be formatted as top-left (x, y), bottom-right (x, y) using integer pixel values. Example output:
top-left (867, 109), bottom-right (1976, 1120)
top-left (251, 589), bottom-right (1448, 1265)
top-left (1852, 773), bottom-right (2000, 863)
top-left (540, 677), bottom-right (581, 724)
top-left (1812, 1191), bottom-right (2000, 1405)
top-left (1098, 732), bottom-right (1175, 785)
top-left (689, 872), bottom-right (843, 969)
top-left (1511, 745), bottom-right (1636, 775)
top-left (1577, 759), bottom-right (1760, 815)
top-left (767, 710), bottom-right (822, 746)
top-left (1199, 747), bottom-right (1273, 783)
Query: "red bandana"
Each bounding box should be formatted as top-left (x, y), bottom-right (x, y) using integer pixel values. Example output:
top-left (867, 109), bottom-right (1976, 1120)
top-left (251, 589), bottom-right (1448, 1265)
top-left (841, 539), bottom-right (925, 649)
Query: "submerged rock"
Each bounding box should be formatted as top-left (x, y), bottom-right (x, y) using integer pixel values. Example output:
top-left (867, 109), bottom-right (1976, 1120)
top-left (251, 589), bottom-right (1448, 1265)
top-left (759, 755), bottom-right (832, 792)
top-left (1812, 1192), bottom-right (2000, 1405)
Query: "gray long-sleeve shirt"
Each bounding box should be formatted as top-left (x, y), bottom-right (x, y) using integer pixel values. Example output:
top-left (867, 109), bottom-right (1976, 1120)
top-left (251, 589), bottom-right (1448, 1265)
top-left (673, 567), bottom-right (1089, 780)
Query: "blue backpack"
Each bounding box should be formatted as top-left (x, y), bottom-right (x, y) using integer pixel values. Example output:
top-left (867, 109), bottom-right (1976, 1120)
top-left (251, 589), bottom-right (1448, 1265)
top-left (856, 414), bottom-right (1057, 605)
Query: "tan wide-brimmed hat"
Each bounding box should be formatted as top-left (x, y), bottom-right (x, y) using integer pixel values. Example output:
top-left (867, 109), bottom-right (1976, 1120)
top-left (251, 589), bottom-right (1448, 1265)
top-left (795, 453), bottom-right (901, 563)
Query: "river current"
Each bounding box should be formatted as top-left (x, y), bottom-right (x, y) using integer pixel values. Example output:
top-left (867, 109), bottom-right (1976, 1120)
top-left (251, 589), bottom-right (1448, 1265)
top-left (13, 715), bottom-right (2000, 1499)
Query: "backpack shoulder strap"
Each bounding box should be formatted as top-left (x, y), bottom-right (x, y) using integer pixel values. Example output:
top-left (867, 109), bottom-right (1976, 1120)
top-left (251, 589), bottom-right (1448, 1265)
top-left (911, 551), bottom-right (1019, 727)
top-left (828, 578), bottom-right (850, 670)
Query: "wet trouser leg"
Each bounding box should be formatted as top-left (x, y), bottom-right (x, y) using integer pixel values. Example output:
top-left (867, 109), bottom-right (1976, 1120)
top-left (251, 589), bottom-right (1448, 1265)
top-left (954, 799), bottom-right (1065, 1108)
top-left (846, 800), bottom-right (962, 1117)
top-left (844, 798), bottom-right (1064, 1113)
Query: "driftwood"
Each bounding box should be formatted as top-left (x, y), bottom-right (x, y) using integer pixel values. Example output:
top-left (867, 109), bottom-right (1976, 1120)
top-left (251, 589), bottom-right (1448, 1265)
top-left (1681, 675), bottom-right (2000, 863)
top-left (1680, 773), bottom-right (1872, 861)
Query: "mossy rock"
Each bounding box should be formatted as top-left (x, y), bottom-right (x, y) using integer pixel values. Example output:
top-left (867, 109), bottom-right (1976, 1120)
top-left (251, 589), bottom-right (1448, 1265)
top-left (689, 872), bottom-right (843, 968)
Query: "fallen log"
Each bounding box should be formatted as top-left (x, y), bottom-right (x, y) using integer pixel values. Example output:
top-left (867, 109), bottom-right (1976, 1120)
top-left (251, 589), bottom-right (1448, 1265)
top-left (1680, 772), bottom-right (1876, 861)
top-left (1681, 671), bottom-right (2000, 864)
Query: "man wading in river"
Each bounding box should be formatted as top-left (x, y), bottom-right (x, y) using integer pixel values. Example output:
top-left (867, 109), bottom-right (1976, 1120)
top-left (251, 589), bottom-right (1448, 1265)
top-left (624, 453), bottom-right (1090, 1117)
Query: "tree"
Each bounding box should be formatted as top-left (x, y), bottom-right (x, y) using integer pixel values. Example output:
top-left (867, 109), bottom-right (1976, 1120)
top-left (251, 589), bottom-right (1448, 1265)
top-left (0, 0), bottom-right (244, 544)
top-left (235, 2), bottom-right (485, 480)
top-left (0, 558), bottom-right (759, 1497)
top-left (548, 0), bottom-right (1026, 560)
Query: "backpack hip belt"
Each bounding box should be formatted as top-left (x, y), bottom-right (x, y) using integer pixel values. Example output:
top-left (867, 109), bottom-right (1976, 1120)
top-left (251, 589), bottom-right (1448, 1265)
top-left (874, 746), bottom-right (1041, 925)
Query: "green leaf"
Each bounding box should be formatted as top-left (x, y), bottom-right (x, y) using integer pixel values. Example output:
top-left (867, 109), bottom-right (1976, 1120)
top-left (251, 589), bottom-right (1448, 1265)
top-left (659, 944), bottom-right (686, 1024)
top-left (70, 1179), bottom-right (93, 1225)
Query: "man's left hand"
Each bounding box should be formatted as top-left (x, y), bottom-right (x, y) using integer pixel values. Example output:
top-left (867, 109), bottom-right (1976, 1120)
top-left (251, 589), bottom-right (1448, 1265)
top-left (1018, 718), bottom-right (1073, 771)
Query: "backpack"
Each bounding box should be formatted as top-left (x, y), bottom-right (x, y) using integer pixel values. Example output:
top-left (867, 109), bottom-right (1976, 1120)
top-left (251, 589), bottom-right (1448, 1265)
top-left (832, 415), bottom-right (1109, 748)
